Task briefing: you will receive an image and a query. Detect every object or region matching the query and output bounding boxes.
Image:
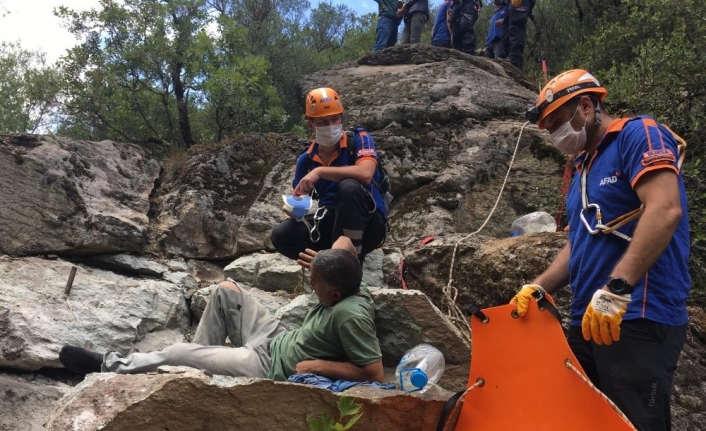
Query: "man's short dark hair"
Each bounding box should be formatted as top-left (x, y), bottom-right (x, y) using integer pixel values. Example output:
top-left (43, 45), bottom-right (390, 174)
top-left (310, 249), bottom-right (362, 298)
top-left (566, 94), bottom-right (604, 112)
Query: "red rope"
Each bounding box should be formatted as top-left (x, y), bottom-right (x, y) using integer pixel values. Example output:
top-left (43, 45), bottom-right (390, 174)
top-left (398, 236), bottom-right (436, 290)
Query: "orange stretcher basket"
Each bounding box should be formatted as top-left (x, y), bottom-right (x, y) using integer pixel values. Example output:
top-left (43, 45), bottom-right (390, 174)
top-left (438, 296), bottom-right (637, 431)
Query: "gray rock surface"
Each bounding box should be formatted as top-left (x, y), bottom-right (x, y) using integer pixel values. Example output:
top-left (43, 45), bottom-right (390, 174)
top-left (44, 369), bottom-right (448, 431)
top-left (224, 252), bottom-right (303, 293)
top-left (0, 135), bottom-right (160, 256)
top-left (362, 249), bottom-right (385, 287)
top-left (0, 256), bottom-right (190, 370)
top-left (146, 135), bottom-right (302, 260)
top-left (189, 285), bottom-right (214, 321)
top-left (273, 293), bottom-right (319, 331)
top-left (185, 259), bottom-right (224, 283)
top-left (0, 371), bottom-right (70, 431)
top-left (234, 161), bottom-right (300, 255)
top-left (84, 253), bottom-right (168, 276)
top-left (382, 247), bottom-right (404, 288)
top-left (161, 270), bottom-right (198, 290)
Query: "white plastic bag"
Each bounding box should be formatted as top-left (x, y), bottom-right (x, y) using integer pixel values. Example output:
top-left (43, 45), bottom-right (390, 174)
top-left (511, 211), bottom-right (557, 236)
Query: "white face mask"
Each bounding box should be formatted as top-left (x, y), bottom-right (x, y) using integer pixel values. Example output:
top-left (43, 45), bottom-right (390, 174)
top-left (549, 106), bottom-right (588, 155)
top-left (315, 125), bottom-right (343, 147)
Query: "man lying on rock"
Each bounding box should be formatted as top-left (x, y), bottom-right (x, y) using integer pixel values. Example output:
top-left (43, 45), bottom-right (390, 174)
top-left (59, 236), bottom-right (384, 383)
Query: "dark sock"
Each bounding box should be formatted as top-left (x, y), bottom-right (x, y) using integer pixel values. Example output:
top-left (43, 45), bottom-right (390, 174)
top-left (59, 345), bottom-right (103, 374)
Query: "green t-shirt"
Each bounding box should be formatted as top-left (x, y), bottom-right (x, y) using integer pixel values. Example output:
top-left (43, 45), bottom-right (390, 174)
top-left (376, 0), bottom-right (399, 18)
top-left (267, 285), bottom-right (382, 381)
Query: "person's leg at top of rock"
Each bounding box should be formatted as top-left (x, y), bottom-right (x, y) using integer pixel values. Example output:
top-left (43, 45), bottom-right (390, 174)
top-left (506, 0), bottom-right (534, 69)
top-left (373, 0), bottom-right (401, 51)
top-left (485, 0), bottom-right (508, 59)
top-left (399, 0), bottom-right (429, 45)
top-left (450, 0), bottom-right (479, 54)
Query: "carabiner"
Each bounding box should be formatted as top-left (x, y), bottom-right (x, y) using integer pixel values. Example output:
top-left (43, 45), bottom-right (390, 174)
top-left (580, 203), bottom-right (603, 235)
top-left (310, 225), bottom-right (321, 243)
top-left (308, 207), bottom-right (328, 243)
top-left (313, 207), bottom-right (328, 222)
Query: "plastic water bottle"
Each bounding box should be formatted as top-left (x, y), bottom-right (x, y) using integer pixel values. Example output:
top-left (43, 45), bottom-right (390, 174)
top-left (395, 344), bottom-right (445, 393)
top-left (510, 211), bottom-right (557, 236)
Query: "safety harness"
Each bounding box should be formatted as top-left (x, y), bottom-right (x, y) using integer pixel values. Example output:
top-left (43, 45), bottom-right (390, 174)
top-left (578, 119), bottom-right (686, 243)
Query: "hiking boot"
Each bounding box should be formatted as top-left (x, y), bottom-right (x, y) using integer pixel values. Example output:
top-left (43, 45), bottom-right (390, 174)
top-left (59, 345), bottom-right (103, 374)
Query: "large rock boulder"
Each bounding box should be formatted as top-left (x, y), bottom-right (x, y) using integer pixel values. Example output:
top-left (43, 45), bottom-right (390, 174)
top-left (0, 256), bottom-right (190, 370)
top-left (224, 252), bottom-right (303, 293)
top-left (403, 232), bottom-right (571, 313)
top-left (273, 293), bottom-right (320, 331)
top-left (147, 134), bottom-right (303, 260)
top-left (44, 369), bottom-right (448, 431)
top-left (0, 135), bottom-right (160, 256)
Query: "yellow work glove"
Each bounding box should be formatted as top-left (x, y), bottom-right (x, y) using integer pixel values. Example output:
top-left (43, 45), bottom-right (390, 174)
top-left (510, 284), bottom-right (546, 317)
top-left (581, 289), bottom-right (630, 345)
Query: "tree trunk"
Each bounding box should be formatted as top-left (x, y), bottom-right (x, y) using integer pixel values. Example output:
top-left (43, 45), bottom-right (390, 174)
top-left (171, 61), bottom-right (194, 147)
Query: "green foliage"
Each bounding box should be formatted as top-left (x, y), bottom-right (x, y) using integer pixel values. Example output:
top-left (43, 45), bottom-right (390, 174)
top-left (54, 0), bottom-right (378, 143)
top-left (56, 0), bottom-right (289, 146)
top-left (683, 160), bottom-right (706, 303)
top-left (308, 396), bottom-right (363, 431)
top-left (0, 42), bottom-right (60, 133)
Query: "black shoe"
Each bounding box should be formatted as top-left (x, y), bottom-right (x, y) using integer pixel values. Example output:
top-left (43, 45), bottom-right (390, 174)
top-left (59, 345), bottom-right (103, 374)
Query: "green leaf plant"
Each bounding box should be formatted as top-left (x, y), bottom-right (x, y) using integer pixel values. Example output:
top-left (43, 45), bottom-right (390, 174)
top-left (308, 396), bottom-right (363, 431)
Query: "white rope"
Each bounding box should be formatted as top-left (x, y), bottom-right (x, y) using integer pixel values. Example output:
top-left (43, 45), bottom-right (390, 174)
top-left (565, 359), bottom-right (638, 430)
top-left (442, 121), bottom-right (530, 341)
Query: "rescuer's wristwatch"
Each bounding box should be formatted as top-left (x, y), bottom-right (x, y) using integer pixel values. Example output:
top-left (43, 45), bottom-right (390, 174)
top-left (606, 276), bottom-right (635, 296)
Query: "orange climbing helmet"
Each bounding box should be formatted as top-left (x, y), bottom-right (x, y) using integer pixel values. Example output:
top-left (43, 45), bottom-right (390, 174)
top-left (526, 69), bottom-right (608, 129)
top-left (305, 87), bottom-right (344, 118)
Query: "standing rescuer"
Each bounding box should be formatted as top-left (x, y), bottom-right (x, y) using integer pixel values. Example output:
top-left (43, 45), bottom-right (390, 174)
top-left (512, 69), bottom-right (690, 431)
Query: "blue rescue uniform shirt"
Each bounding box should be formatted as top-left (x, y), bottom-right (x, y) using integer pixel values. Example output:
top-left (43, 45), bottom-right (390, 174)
top-left (293, 129), bottom-right (388, 218)
top-left (485, 5), bottom-right (508, 46)
top-left (566, 116), bottom-right (690, 327)
top-left (432, 1), bottom-right (453, 44)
